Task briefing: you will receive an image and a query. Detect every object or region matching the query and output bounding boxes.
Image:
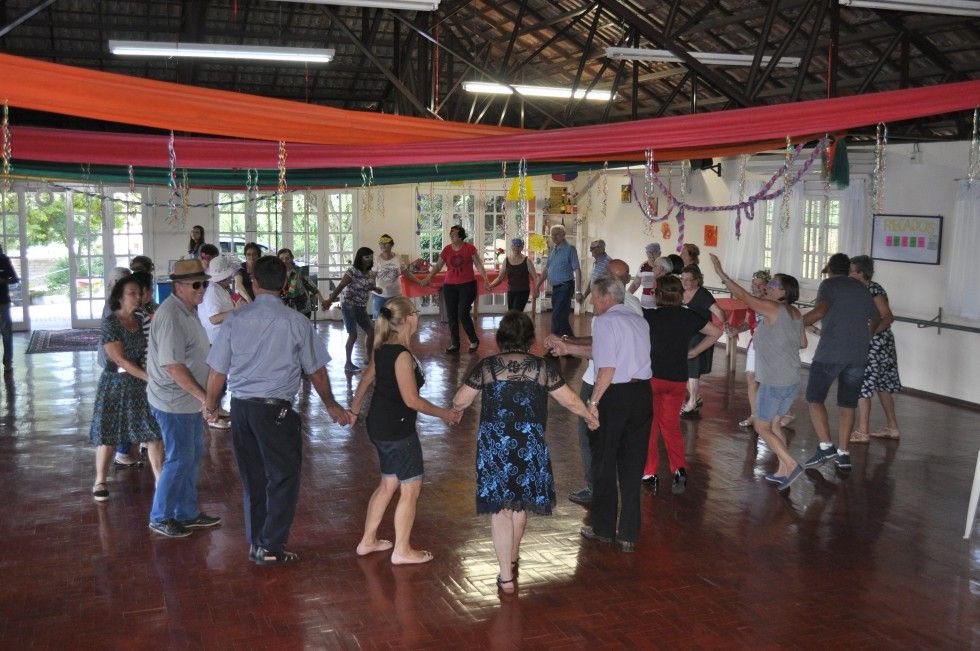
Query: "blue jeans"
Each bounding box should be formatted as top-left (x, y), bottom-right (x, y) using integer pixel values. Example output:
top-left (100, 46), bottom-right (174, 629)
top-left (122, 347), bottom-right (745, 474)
top-left (805, 361), bottom-right (865, 409)
top-left (149, 407), bottom-right (204, 524)
top-left (550, 280), bottom-right (575, 337)
top-left (0, 303), bottom-right (12, 368)
top-left (370, 293), bottom-right (390, 320)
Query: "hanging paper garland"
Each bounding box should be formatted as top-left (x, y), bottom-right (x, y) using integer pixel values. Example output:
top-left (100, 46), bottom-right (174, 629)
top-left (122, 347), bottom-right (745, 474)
top-left (128, 165), bottom-right (135, 193)
top-left (872, 123), bottom-right (887, 213)
top-left (413, 185), bottom-right (423, 237)
top-left (629, 138), bottom-right (828, 247)
top-left (179, 168), bottom-right (190, 225)
top-left (781, 136), bottom-right (793, 231)
top-left (167, 131), bottom-right (178, 225)
top-left (277, 141), bottom-right (288, 213)
top-left (968, 108), bottom-right (979, 186)
top-left (361, 165), bottom-right (375, 222)
top-left (515, 158), bottom-right (529, 233)
top-left (737, 153), bottom-right (748, 203)
top-left (1, 99), bottom-right (11, 194)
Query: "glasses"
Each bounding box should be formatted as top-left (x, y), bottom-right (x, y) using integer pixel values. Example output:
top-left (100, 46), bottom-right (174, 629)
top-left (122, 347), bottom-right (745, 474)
top-left (766, 280), bottom-right (782, 290)
top-left (179, 280), bottom-right (210, 290)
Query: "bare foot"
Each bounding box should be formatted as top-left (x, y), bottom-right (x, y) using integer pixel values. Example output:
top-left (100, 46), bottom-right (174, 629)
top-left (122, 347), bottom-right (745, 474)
top-left (390, 549), bottom-right (434, 565)
top-left (356, 539), bottom-right (393, 556)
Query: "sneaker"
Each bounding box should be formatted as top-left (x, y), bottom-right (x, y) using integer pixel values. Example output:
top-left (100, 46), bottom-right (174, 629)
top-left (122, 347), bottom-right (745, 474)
top-left (344, 362), bottom-right (361, 373)
top-left (445, 345), bottom-right (460, 354)
top-left (568, 487), bottom-right (592, 505)
top-left (468, 341), bottom-right (479, 352)
top-left (252, 546), bottom-right (299, 565)
top-left (643, 475), bottom-right (660, 495)
top-left (148, 519), bottom-right (192, 538)
top-left (776, 464), bottom-right (805, 491)
top-left (763, 473), bottom-right (785, 484)
top-left (180, 513), bottom-right (222, 529)
top-left (672, 468), bottom-right (688, 495)
top-left (803, 445), bottom-right (838, 468)
top-left (835, 452), bottom-right (852, 470)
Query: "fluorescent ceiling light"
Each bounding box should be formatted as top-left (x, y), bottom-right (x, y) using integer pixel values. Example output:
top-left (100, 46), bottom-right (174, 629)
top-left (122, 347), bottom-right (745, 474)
top-left (462, 81), bottom-right (615, 102)
top-left (108, 40), bottom-right (335, 64)
top-left (605, 46), bottom-right (801, 68)
top-left (266, 0), bottom-right (440, 10)
top-left (839, 0), bottom-right (980, 17)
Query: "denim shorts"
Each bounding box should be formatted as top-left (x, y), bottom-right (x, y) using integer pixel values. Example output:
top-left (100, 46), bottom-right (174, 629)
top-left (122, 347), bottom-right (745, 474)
top-left (745, 342), bottom-right (756, 374)
top-left (805, 361), bottom-right (865, 408)
top-left (341, 304), bottom-right (372, 334)
top-left (756, 382), bottom-right (800, 421)
top-left (371, 435), bottom-right (423, 483)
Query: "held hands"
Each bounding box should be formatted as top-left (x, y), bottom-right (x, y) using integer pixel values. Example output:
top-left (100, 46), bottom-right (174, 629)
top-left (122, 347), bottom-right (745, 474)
top-left (441, 408), bottom-right (462, 427)
top-left (326, 402), bottom-right (354, 426)
top-left (586, 403), bottom-right (600, 430)
top-left (321, 299), bottom-right (333, 311)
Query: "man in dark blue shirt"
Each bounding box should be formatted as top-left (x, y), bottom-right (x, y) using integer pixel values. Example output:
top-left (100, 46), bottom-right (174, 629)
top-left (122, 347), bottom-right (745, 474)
top-left (0, 245), bottom-right (19, 373)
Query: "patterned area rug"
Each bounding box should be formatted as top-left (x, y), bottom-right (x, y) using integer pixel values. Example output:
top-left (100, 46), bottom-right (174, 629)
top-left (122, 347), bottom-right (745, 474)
top-left (26, 329), bottom-right (101, 354)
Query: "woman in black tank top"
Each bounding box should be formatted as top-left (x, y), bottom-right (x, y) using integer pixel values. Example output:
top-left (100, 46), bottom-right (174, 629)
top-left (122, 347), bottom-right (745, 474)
top-left (487, 237), bottom-right (538, 312)
top-left (350, 297), bottom-right (460, 565)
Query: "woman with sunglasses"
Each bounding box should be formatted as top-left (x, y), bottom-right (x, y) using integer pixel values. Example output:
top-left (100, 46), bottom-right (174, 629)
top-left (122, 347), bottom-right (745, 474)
top-left (350, 297), bottom-right (460, 565)
top-left (710, 254), bottom-right (808, 490)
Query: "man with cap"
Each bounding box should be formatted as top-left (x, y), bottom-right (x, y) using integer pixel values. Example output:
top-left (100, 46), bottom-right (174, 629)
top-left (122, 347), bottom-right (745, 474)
top-left (204, 255), bottom-right (353, 565)
top-left (147, 259), bottom-right (221, 538)
top-left (580, 239), bottom-right (611, 304)
top-left (801, 253), bottom-right (879, 474)
top-left (535, 224), bottom-right (582, 337)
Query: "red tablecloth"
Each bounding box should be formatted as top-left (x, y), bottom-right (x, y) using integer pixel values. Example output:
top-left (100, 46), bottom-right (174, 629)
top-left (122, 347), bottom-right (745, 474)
top-left (401, 270), bottom-right (508, 298)
top-left (715, 297), bottom-right (749, 327)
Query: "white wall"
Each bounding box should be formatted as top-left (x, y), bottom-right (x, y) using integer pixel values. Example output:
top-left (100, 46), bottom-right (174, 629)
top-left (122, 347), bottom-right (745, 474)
top-left (141, 142), bottom-right (979, 404)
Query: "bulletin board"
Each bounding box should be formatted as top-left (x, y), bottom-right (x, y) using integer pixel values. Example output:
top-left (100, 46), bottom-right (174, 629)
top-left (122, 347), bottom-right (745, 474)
top-left (870, 214), bottom-right (942, 265)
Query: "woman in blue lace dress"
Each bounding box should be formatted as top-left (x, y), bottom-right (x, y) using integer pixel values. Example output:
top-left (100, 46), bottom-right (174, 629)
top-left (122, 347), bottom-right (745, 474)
top-left (452, 311), bottom-right (597, 594)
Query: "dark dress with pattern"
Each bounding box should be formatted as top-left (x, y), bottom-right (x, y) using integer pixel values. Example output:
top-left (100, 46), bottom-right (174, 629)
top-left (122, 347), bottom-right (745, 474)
top-left (859, 281), bottom-right (902, 398)
top-left (465, 352), bottom-right (563, 515)
top-left (684, 286), bottom-right (717, 378)
top-left (89, 313), bottom-right (162, 446)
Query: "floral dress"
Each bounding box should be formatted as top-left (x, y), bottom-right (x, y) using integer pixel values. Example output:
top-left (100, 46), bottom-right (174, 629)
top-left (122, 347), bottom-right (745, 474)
top-left (88, 313), bottom-right (162, 446)
top-left (859, 281), bottom-right (902, 398)
top-left (464, 352), bottom-right (563, 515)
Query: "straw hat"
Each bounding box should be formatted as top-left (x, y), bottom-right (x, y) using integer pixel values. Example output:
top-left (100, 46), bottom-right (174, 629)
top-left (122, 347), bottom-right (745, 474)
top-left (169, 259), bottom-right (209, 282)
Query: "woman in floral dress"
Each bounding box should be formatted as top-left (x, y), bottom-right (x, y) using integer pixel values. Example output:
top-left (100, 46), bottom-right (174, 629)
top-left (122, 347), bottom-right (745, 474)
top-left (89, 276), bottom-right (163, 501)
top-left (451, 311), bottom-right (597, 594)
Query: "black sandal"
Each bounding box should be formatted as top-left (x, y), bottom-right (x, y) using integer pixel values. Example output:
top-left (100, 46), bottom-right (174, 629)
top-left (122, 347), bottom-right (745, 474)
top-left (512, 557), bottom-right (520, 577)
top-left (496, 575), bottom-right (516, 594)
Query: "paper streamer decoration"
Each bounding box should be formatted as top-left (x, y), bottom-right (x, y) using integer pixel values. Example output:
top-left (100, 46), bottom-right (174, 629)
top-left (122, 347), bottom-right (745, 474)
top-left (506, 176), bottom-right (534, 201)
top-left (529, 232), bottom-right (548, 254)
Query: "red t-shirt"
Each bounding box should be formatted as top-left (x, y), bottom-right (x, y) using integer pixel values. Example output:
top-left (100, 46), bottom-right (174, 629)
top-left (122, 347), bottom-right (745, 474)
top-left (441, 242), bottom-right (478, 285)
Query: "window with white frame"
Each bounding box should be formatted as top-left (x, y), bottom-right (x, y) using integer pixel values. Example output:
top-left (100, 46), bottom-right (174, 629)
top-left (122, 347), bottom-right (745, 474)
top-left (761, 201), bottom-right (776, 270)
top-left (215, 192), bottom-right (248, 254)
top-left (801, 194), bottom-right (841, 281)
top-left (418, 191), bottom-right (444, 264)
top-left (322, 192), bottom-right (354, 280)
top-left (111, 192), bottom-right (145, 269)
top-left (254, 196), bottom-right (283, 253)
top-left (289, 193), bottom-right (319, 268)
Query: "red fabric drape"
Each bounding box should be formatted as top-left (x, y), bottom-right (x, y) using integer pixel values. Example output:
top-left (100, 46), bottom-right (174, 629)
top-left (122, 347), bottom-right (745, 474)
top-left (0, 53), bottom-right (520, 145)
top-left (8, 81), bottom-right (980, 169)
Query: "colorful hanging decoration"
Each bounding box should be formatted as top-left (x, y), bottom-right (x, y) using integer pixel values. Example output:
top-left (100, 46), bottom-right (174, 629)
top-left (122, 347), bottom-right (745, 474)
top-left (528, 232), bottom-right (548, 254)
top-left (514, 158), bottom-right (530, 232)
top-left (180, 168), bottom-right (190, 223)
top-left (737, 153), bottom-right (748, 203)
top-left (127, 165), bottom-right (135, 193)
top-left (872, 122), bottom-right (887, 213)
top-left (277, 140), bottom-right (288, 207)
top-left (822, 135), bottom-right (850, 190)
top-left (630, 137), bottom-right (828, 247)
top-left (968, 108), bottom-right (979, 186)
top-left (661, 221), bottom-right (671, 240)
top-left (167, 130), bottom-right (178, 224)
top-left (780, 136), bottom-right (794, 230)
top-left (1, 99), bottom-right (12, 194)
top-left (361, 165), bottom-right (375, 222)
top-left (599, 162), bottom-right (608, 222)
top-left (413, 186), bottom-right (423, 236)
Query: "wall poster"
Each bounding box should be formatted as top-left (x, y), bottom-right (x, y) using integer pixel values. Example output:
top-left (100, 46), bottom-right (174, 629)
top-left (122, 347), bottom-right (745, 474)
top-left (871, 214), bottom-right (942, 265)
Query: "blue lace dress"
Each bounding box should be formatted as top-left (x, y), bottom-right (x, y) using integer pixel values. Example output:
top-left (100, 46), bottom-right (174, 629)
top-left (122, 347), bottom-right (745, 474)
top-left (464, 352), bottom-right (564, 515)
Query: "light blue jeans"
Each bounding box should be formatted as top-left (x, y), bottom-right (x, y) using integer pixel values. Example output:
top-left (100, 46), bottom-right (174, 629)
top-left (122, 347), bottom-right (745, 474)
top-left (149, 407), bottom-right (204, 524)
top-left (0, 303), bottom-right (12, 368)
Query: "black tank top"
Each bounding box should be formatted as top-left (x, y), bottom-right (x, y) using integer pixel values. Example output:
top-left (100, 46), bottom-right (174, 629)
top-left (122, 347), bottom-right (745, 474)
top-left (366, 344), bottom-right (425, 441)
top-left (505, 256), bottom-right (530, 291)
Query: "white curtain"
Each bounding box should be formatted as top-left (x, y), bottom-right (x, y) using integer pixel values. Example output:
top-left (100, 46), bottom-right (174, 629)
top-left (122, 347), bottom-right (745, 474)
top-left (770, 182), bottom-right (804, 277)
top-left (721, 180), bottom-right (766, 280)
top-left (838, 177), bottom-right (868, 256)
top-left (945, 180), bottom-right (980, 319)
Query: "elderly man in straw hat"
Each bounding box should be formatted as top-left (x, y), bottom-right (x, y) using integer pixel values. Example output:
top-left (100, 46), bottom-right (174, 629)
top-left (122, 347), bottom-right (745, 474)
top-left (146, 259), bottom-right (221, 538)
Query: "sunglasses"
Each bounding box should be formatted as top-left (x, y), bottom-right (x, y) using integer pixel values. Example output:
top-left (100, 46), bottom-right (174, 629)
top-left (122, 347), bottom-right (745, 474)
top-left (179, 280), bottom-right (210, 290)
top-left (766, 280), bottom-right (782, 289)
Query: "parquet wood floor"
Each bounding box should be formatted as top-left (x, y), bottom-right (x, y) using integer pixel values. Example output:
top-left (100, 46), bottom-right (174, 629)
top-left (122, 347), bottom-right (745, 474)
top-left (0, 313), bottom-right (977, 649)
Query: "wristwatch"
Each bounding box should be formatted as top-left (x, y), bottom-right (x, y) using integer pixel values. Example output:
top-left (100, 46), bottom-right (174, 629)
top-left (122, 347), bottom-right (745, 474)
top-left (587, 399), bottom-right (599, 408)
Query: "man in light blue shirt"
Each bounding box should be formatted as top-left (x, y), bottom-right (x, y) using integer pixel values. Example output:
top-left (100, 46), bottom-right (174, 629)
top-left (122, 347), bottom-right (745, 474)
top-left (580, 239), bottom-right (611, 305)
top-left (205, 256), bottom-right (352, 565)
top-left (579, 275), bottom-right (652, 553)
top-left (535, 224), bottom-right (581, 337)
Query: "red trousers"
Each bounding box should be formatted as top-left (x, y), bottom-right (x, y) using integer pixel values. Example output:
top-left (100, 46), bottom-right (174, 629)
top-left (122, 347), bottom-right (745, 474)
top-left (644, 378), bottom-right (688, 476)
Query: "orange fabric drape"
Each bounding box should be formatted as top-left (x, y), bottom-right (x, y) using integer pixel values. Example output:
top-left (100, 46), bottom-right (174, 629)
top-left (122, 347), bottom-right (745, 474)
top-left (0, 53), bottom-right (521, 145)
